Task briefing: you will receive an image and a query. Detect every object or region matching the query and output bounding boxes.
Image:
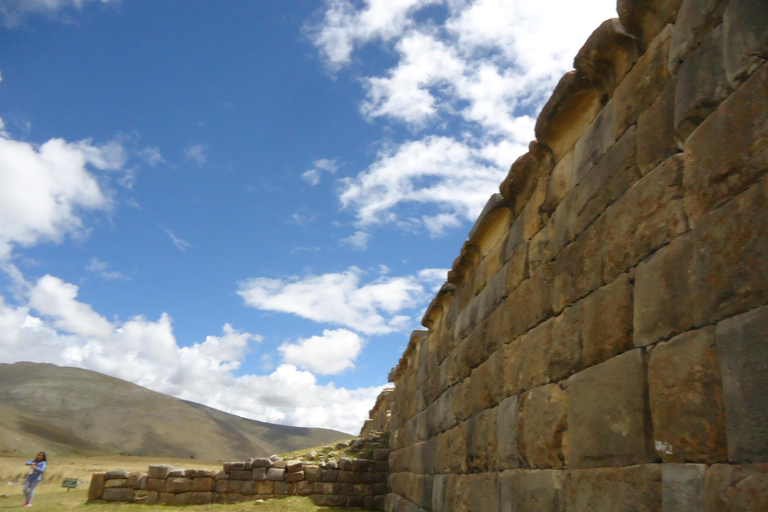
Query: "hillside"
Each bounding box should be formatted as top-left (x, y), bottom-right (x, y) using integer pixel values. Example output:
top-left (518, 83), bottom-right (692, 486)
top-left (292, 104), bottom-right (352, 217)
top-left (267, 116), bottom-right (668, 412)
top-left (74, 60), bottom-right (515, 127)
top-left (0, 362), bottom-right (350, 460)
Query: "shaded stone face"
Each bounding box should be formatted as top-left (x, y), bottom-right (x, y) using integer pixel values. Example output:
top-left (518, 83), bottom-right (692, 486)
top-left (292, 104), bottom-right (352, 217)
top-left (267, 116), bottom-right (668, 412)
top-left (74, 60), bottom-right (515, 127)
top-left (648, 327), bottom-right (727, 463)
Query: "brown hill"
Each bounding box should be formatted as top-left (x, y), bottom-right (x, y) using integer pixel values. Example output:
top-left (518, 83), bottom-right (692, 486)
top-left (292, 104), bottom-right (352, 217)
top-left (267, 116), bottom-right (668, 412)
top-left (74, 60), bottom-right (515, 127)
top-left (0, 362), bottom-right (350, 459)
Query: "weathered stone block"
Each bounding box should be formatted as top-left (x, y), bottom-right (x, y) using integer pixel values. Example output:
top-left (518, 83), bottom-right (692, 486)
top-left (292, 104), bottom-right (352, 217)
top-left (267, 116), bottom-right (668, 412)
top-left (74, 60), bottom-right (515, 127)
top-left (266, 467), bottom-right (285, 481)
top-left (145, 491), bottom-right (158, 505)
top-left (649, 327), bottom-right (727, 462)
top-left (229, 470), bottom-right (252, 480)
top-left (227, 479), bottom-right (243, 494)
top-left (575, 18), bottom-right (639, 99)
top-left (704, 464), bottom-right (768, 511)
top-left (716, 306), bottom-right (768, 462)
top-left (466, 473), bottom-right (499, 512)
top-left (499, 469), bottom-right (565, 512)
top-left (223, 462), bottom-right (246, 472)
top-left (529, 219), bottom-right (554, 274)
top-left (251, 457), bottom-right (272, 468)
top-left (146, 477), bottom-right (165, 493)
top-left (548, 302), bottom-right (583, 382)
top-left (603, 155), bottom-right (687, 283)
top-left (634, 233), bottom-right (696, 346)
top-left (87, 472), bottom-right (106, 502)
top-left (524, 177), bottom-right (549, 241)
top-left (723, 0), bottom-right (768, 85)
top-left (126, 472), bottom-right (141, 489)
top-left (581, 273), bottom-right (634, 367)
top-left (252, 467), bottom-right (266, 480)
top-left (568, 349), bottom-right (655, 467)
top-left (241, 480), bottom-right (255, 495)
top-left (104, 478), bottom-right (127, 489)
top-left (304, 465), bottom-right (321, 482)
top-left (321, 469), bottom-right (338, 483)
top-left (214, 479), bottom-right (227, 493)
top-left (103, 488), bottom-right (135, 502)
top-left (573, 125), bottom-right (640, 238)
top-left (105, 470), bottom-right (128, 480)
top-left (669, 0), bottom-right (728, 73)
top-left (190, 477), bottom-right (213, 492)
top-left (675, 24), bottom-right (733, 141)
top-left (502, 320), bottom-right (553, 397)
top-left (166, 477), bottom-right (192, 494)
top-left (519, 384), bottom-right (568, 468)
top-left (465, 408), bottom-right (498, 472)
top-left (663, 464), bottom-right (706, 512)
top-left (255, 480), bottom-right (274, 494)
top-left (497, 395), bottom-right (520, 470)
top-left (274, 481), bottom-right (295, 495)
top-left (683, 63), bottom-right (768, 223)
top-left (338, 471), bottom-right (356, 484)
top-left (553, 216), bottom-right (603, 313)
top-left (637, 79), bottom-right (679, 175)
top-left (156, 492), bottom-right (174, 505)
top-left (546, 150), bottom-right (575, 217)
top-left (434, 424), bottom-right (467, 474)
top-left (618, 0), bottom-right (681, 50)
top-left (611, 24), bottom-right (672, 135)
top-left (174, 492), bottom-right (213, 505)
top-left (565, 464), bottom-right (662, 511)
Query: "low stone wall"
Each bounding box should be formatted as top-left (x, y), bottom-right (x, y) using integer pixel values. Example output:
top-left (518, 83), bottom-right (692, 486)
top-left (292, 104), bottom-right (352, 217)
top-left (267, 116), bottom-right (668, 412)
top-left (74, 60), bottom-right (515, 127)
top-left (87, 453), bottom-right (390, 510)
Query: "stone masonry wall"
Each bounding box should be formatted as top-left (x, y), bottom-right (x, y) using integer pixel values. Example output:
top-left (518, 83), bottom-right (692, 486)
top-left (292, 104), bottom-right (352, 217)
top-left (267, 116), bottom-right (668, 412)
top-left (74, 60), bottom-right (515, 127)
top-left (384, 0), bottom-right (768, 511)
top-left (87, 452), bottom-right (390, 509)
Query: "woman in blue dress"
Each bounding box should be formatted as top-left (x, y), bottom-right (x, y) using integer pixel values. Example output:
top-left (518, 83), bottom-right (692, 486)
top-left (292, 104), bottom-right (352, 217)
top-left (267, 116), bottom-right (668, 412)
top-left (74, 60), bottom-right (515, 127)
top-left (23, 452), bottom-right (46, 507)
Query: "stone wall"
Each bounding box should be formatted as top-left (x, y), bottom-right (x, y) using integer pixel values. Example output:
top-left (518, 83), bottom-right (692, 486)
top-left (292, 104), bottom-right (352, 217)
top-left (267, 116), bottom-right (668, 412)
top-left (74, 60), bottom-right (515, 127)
top-left (384, 0), bottom-right (768, 511)
top-left (360, 388), bottom-right (394, 437)
top-left (87, 452), bottom-right (390, 509)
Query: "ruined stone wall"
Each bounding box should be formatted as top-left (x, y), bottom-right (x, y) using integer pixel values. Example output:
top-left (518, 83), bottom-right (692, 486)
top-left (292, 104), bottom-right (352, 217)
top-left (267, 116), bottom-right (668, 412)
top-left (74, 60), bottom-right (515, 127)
top-left (361, 388), bottom-right (394, 437)
top-left (87, 453), bottom-right (390, 509)
top-left (384, 0), bottom-right (768, 510)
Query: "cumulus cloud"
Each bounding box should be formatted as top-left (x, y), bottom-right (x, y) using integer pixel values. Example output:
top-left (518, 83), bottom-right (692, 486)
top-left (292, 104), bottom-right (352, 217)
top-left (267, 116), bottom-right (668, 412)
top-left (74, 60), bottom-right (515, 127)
top-left (339, 135), bottom-right (507, 233)
top-left (341, 230), bottom-right (369, 250)
top-left (302, 158), bottom-right (339, 186)
top-left (310, 0), bottom-right (616, 235)
top-left (0, 0), bottom-right (118, 28)
top-left (237, 266), bottom-right (446, 335)
top-left (0, 273), bottom-right (381, 433)
top-left (279, 328), bottom-right (364, 375)
top-left (0, 127), bottom-right (129, 259)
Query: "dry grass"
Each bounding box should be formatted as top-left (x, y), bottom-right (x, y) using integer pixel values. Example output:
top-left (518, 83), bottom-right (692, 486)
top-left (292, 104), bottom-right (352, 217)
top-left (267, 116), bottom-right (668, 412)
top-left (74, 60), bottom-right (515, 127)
top-left (0, 488), bottom-right (344, 511)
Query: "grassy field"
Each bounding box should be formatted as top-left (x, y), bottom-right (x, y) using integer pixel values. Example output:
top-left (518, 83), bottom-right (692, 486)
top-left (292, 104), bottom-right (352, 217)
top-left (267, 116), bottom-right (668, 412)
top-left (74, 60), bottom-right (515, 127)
top-left (0, 455), bottom-right (345, 511)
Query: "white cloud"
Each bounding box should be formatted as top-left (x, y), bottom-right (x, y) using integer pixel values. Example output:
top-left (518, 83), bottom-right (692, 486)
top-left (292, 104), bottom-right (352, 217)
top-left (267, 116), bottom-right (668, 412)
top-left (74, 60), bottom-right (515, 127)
top-left (339, 135), bottom-right (505, 232)
top-left (0, 0), bottom-right (118, 28)
top-left (166, 230), bottom-right (191, 252)
top-left (184, 144), bottom-right (207, 166)
top-left (86, 258), bottom-right (130, 281)
top-left (237, 266), bottom-right (438, 335)
top-left (0, 272), bottom-right (381, 433)
top-left (302, 158), bottom-right (339, 186)
top-left (341, 230), bottom-right (369, 250)
top-left (279, 328), bottom-right (364, 375)
top-left (310, 0), bottom-right (616, 236)
top-left (0, 127), bottom-right (125, 259)
top-left (138, 147), bottom-right (165, 166)
top-left (310, 0), bottom-right (442, 68)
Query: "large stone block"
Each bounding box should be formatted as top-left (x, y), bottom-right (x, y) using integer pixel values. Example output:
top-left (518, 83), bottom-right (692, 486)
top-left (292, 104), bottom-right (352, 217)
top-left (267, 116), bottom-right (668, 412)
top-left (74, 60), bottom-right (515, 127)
top-left (581, 273), bottom-right (634, 367)
top-left (104, 479), bottom-right (127, 489)
top-left (564, 464), bottom-right (662, 511)
top-left (669, 0), bottom-right (728, 73)
top-left (173, 492), bottom-right (213, 505)
top-left (575, 18), bottom-right (639, 100)
top-left (675, 24), bottom-right (733, 142)
top-left (567, 349), bottom-right (655, 467)
top-left (500, 142), bottom-right (556, 215)
top-left (434, 424), bottom-right (467, 474)
top-left (103, 487), bottom-right (135, 502)
top-left (166, 477), bottom-right (192, 494)
top-left (266, 467), bottom-right (286, 481)
top-left (704, 464), bottom-right (768, 511)
top-left (501, 320), bottom-right (553, 397)
top-left (465, 408), bottom-right (498, 472)
top-left (618, 0), bottom-right (681, 50)
top-left (519, 384), bottom-right (568, 468)
top-left (637, 79), bottom-right (679, 175)
top-left (497, 395), bottom-right (521, 470)
top-left (255, 480), bottom-right (274, 494)
top-left (611, 24), bottom-right (672, 135)
top-left (548, 302), bottom-right (583, 382)
top-left (190, 477), bottom-right (213, 492)
top-left (499, 469), bottom-right (565, 512)
top-left (634, 233), bottom-right (696, 346)
top-left (503, 262), bottom-right (555, 340)
top-left (723, 0), bottom-right (768, 85)
top-left (546, 150), bottom-right (575, 216)
top-left (716, 306), bottom-right (768, 462)
top-left (553, 215), bottom-right (604, 313)
top-left (663, 464), bottom-right (706, 512)
top-left (683, 63), bottom-right (768, 223)
top-left (87, 473), bottom-right (106, 502)
top-left (648, 327), bottom-right (727, 462)
top-left (603, 155), bottom-right (687, 283)
top-left (573, 125), bottom-right (640, 238)
top-left (534, 73), bottom-right (602, 162)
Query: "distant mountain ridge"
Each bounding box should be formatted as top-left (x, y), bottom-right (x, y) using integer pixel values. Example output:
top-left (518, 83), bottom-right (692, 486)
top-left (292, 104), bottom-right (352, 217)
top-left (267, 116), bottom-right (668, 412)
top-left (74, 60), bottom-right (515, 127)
top-left (0, 362), bottom-right (350, 460)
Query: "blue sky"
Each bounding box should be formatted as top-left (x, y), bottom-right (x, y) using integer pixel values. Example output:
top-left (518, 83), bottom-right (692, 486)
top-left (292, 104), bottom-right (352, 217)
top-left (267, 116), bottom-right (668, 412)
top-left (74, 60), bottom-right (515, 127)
top-left (0, 0), bottom-right (616, 434)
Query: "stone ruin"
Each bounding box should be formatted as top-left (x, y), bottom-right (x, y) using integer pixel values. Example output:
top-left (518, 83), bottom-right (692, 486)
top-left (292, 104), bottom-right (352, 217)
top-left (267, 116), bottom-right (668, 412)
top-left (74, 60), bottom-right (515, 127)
top-left (88, 0), bottom-right (768, 509)
top-left (87, 440), bottom-right (390, 509)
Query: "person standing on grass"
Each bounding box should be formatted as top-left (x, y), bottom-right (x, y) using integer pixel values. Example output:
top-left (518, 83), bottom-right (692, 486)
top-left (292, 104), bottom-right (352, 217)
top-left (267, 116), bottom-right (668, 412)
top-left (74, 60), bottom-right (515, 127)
top-left (22, 452), bottom-right (46, 507)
